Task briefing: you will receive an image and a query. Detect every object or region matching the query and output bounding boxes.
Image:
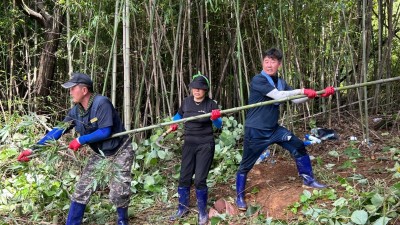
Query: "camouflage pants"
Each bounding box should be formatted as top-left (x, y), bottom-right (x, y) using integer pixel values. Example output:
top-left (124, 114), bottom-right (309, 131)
top-left (71, 139), bottom-right (134, 208)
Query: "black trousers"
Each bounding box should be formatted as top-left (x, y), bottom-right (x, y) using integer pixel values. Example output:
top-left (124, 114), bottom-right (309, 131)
top-left (179, 142), bottom-right (215, 190)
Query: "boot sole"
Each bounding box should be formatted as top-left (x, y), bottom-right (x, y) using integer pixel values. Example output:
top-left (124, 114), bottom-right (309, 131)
top-left (169, 211), bottom-right (189, 221)
top-left (237, 206), bottom-right (247, 211)
top-left (302, 184), bottom-right (327, 189)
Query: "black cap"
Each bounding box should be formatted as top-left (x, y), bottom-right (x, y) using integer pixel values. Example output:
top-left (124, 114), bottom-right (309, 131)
top-left (189, 74), bottom-right (209, 90)
top-left (62, 73), bottom-right (93, 89)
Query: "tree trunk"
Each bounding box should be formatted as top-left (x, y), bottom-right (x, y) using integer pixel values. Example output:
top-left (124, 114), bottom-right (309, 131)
top-left (16, 0), bottom-right (64, 97)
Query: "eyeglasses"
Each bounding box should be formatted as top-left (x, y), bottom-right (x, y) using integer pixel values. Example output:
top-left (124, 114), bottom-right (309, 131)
top-left (192, 71), bottom-right (210, 88)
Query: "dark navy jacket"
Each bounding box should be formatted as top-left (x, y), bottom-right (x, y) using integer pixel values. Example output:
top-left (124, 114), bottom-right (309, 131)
top-left (64, 95), bottom-right (127, 156)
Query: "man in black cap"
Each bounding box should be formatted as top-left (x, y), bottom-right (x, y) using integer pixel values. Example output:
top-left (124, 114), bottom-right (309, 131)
top-left (17, 72), bottom-right (134, 225)
top-left (169, 72), bottom-right (222, 225)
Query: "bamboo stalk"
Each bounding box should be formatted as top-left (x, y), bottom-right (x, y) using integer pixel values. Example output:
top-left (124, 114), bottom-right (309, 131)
top-left (111, 77), bottom-right (400, 138)
top-left (90, 2), bottom-right (102, 82)
top-left (122, 0), bottom-right (131, 130)
top-left (103, 0), bottom-right (122, 102)
top-left (234, 0), bottom-right (245, 123)
top-left (66, 0), bottom-right (73, 76)
top-left (169, 0), bottom-right (184, 112)
top-left (362, 0), bottom-right (370, 143)
top-left (133, 0), bottom-right (156, 129)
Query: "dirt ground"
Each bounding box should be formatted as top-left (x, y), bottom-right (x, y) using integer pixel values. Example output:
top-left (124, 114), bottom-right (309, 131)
top-left (210, 114), bottom-right (398, 221)
top-left (130, 114), bottom-right (400, 224)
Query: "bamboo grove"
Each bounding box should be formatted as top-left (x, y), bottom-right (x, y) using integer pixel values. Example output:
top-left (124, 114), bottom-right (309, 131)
top-left (0, 0), bottom-right (399, 136)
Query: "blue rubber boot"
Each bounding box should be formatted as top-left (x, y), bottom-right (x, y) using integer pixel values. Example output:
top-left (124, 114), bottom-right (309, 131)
top-left (295, 155), bottom-right (326, 188)
top-left (66, 201), bottom-right (86, 225)
top-left (170, 186), bottom-right (190, 221)
top-left (196, 188), bottom-right (208, 225)
top-left (117, 207), bottom-right (129, 225)
top-left (235, 173), bottom-right (247, 210)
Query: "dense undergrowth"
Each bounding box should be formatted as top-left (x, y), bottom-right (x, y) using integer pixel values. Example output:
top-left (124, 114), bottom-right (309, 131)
top-left (0, 112), bottom-right (399, 224)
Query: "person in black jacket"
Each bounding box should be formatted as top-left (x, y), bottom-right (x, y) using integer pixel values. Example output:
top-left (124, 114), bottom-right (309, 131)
top-left (169, 73), bottom-right (222, 225)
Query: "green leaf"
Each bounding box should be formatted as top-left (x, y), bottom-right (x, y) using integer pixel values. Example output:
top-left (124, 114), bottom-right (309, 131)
top-left (332, 197), bottom-right (347, 207)
top-left (235, 152), bottom-right (242, 162)
top-left (92, 180), bottom-right (98, 191)
top-left (210, 216), bottom-right (223, 224)
top-left (232, 120), bottom-right (238, 127)
top-left (68, 170), bottom-right (78, 178)
top-left (131, 142), bottom-right (138, 151)
top-left (251, 187), bottom-right (259, 194)
top-left (300, 190), bottom-right (312, 202)
top-left (328, 150), bottom-right (339, 157)
top-left (157, 150), bottom-right (166, 159)
top-left (62, 204), bottom-right (69, 210)
top-left (364, 205), bottom-right (376, 213)
top-left (303, 190), bottom-right (312, 198)
top-left (245, 205), bottom-right (260, 216)
top-left (300, 194), bottom-right (308, 203)
top-left (339, 160), bottom-right (354, 169)
top-left (172, 172), bottom-right (180, 179)
top-left (140, 198), bottom-right (155, 205)
top-left (44, 190), bottom-right (56, 197)
top-left (149, 134), bottom-right (158, 143)
top-left (215, 144), bottom-right (221, 154)
top-left (325, 163), bottom-right (336, 170)
top-left (232, 130), bottom-right (238, 139)
top-left (219, 132), bottom-right (235, 147)
top-left (372, 217), bottom-right (391, 225)
top-left (371, 193), bottom-right (384, 207)
top-left (344, 147), bottom-right (362, 159)
top-left (392, 182), bottom-right (400, 190)
top-left (144, 150), bottom-right (158, 166)
top-left (144, 176), bottom-right (155, 190)
top-left (351, 210), bottom-right (368, 224)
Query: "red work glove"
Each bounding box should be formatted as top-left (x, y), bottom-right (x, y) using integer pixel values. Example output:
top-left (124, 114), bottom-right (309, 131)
top-left (68, 138), bottom-right (81, 151)
top-left (320, 86), bottom-right (335, 97)
top-left (170, 124), bottom-right (178, 132)
top-left (210, 109), bottom-right (221, 120)
top-left (303, 89), bottom-right (317, 98)
top-left (17, 149), bottom-right (33, 162)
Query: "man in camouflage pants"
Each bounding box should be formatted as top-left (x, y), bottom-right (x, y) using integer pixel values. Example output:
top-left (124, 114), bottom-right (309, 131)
top-left (72, 138), bottom-right (134, 220)
top-left (18, 73), bottom-right (134, 225)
